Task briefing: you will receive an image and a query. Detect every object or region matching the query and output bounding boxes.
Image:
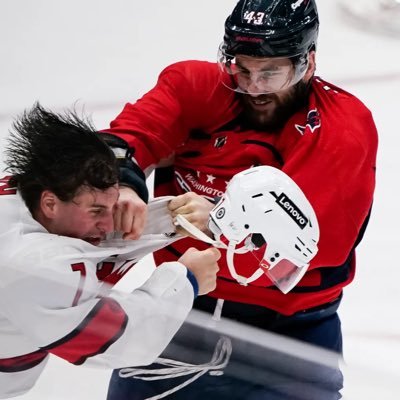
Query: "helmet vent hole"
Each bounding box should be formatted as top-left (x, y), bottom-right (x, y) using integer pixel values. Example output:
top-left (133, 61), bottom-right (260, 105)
top-left (244, 224), bottom-right (250, 229)
top-left (251, 233), bottom-right (266, 247)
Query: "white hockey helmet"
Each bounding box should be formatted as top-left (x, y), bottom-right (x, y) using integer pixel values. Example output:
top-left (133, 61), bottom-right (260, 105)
top-left (208, 166), bottom-right (320, 293)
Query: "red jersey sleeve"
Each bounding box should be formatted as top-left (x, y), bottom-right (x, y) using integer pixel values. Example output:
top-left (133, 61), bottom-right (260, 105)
top-left (104, 61), bottom-right (239, 170)
top-left (279, 79), bottom-right (378, 269)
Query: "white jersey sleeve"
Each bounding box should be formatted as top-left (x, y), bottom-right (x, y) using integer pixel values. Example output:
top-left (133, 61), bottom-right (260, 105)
top-left (0, 258), bottom-right (194, 369)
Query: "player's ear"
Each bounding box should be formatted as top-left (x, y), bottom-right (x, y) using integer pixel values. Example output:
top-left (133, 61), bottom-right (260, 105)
top-left (39, 190), bottom-right (59, 219)
top-left (304, 51), bottom-right (316, 81)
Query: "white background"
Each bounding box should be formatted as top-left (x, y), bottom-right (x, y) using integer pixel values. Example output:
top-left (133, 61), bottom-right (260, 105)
top-left (1, 0), bottom-right (400, 398)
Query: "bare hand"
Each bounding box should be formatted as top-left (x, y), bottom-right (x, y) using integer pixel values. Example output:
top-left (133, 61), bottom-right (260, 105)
top-left (168, 192), bottom-right (214, 237)
top-left (179, 247), bottom-right (221, 295)
top-left (114, 186), bottom-right (148, 240)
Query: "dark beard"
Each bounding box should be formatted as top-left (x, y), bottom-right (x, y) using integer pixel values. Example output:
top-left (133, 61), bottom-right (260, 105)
top-left (240, 80), bottom-right (311, 132)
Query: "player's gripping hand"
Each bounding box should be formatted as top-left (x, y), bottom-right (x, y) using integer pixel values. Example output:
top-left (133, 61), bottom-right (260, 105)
top-left (169, 192), bottom-right (215, 237)
top-left (179, 247), bottom-right (221, 295)
top-left (114, 186), bottom-right (148, 240)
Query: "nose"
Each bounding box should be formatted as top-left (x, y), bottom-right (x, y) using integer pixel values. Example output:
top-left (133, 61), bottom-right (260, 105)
top-left (245, 74), bottom-right (267, 95)
top-left (97, 215), bottom-right (114, 235)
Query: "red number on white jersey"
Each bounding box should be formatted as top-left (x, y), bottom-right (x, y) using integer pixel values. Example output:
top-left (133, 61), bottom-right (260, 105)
top-left (0, 176), bottom-right (17, 196)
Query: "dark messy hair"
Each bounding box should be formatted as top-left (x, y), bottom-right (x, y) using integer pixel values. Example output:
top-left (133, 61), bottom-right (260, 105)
top-left (5, 102), bottom-right (119, 212)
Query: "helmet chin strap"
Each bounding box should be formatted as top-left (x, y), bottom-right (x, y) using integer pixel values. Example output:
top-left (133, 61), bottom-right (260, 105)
top-left (174, 214), bottom-right (225, 248)
top-left (175, 215), bottom-right (264, 286)
top-left (226, 241), bottom-right (264, 285)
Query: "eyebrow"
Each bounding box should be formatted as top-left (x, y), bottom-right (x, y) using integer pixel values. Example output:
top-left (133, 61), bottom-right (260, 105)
top-left (90, 190), bottom-right (120, 208)
top-left (236, 63), bottom-right (280, 72)
top-left (90, 204), bottom-right (108, 209)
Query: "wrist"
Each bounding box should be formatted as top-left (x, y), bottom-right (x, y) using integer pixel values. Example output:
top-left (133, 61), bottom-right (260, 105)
top-left (185, 269), bottom-right (199, 298)
top-left (119, 165), bottom-right (149, 203)
top-left (98, 132), bottom-right (149, 203)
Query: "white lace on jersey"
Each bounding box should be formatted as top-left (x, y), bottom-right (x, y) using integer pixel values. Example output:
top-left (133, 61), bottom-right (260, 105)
top-left (119, 336), bottom-right (232, 400)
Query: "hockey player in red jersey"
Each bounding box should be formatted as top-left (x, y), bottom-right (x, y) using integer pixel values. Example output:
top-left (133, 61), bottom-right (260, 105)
top-left (0, 104), bottom-right (220, 398)
top-left (104, 1), bottom-right (378, 399)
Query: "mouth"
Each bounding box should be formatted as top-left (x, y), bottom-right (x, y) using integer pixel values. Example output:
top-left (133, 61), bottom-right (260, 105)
top-left (251, 98), bottom-right (270, 106)
top-left (84, 237), bottom-right (102, 246)
top-left (245, 95), bottom-right (274, 109)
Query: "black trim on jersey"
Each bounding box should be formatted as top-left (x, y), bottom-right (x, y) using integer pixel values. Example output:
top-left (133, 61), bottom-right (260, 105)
top-left (214, 109), bottom-right (284, 134)
top-left (163, 244), bottom-right (184, 258)
top-left (188, 129), bottom-right (212, 140)
top-left (179, 151), bottom-right (202, 158)
top-left (73, 312), bottom-right (128, 366)
top-left (241, 140), bottom-right (284, 166)
top-left (287, 253), bottom-right (353, 293)
top-left (214, 114), bottom-right (245, 133)
top-left (354, 206), bottom-right (372, 248)
top-left (154, 166), bottom-right (175, 187)
top-left (0, 349), bottom-right (48, 373)
top-left (193, 293), bottom-right (342, 330)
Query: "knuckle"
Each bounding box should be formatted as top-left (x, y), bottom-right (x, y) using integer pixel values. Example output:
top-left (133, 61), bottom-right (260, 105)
top-left (186, 192), bottom-right (197, 200)
top-left (137, 201), bottom-right (147, 210)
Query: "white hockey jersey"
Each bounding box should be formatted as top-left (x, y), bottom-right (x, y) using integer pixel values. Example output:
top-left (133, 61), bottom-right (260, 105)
top-left (0, 176), bottom-right (194, 399)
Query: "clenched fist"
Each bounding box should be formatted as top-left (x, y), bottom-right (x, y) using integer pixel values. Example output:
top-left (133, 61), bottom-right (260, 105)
top-left (178, 247), bottom-right (221, 295)
top-left (169, 192), bottom-right (215, 237)
top-left (114, 186), bottom-right (148, 240)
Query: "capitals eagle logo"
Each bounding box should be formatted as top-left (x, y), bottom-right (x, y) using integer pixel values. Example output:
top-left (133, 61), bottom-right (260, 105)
top-left (295, 109), bottom-right (321, 135)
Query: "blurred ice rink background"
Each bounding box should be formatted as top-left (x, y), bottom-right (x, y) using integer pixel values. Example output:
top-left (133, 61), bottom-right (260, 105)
top-left (1, 0), bottom-right (399, 398)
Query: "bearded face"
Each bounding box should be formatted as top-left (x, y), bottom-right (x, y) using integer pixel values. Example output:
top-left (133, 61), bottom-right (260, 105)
top-left (221, 52), bottom-right (316, 131)
top-left (240, 79), bottom-right (310, 131)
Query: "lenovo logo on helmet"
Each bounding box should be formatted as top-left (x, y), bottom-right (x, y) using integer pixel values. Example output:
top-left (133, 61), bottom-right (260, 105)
top-left (275, 193), bottom-right (308, 229)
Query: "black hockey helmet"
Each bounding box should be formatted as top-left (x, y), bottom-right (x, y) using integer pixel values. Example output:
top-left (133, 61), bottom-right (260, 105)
top-left (223, 0), bottom-right (319, 58)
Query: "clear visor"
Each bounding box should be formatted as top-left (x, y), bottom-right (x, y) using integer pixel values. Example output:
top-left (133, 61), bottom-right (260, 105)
top-left (247, 234), bottom-right (309, 294)
top-left (260, 258), bottom-right (308, 294)
top-left (217, 43), bottom-right (309, 95)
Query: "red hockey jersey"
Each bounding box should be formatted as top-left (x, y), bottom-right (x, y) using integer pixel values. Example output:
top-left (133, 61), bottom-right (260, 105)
top-left (106, 60), bottom-right (378, 315)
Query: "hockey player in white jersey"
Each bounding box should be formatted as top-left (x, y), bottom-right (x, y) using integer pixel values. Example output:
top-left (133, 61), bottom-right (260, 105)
top-left (0, 104), bottom-right (220, 399)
